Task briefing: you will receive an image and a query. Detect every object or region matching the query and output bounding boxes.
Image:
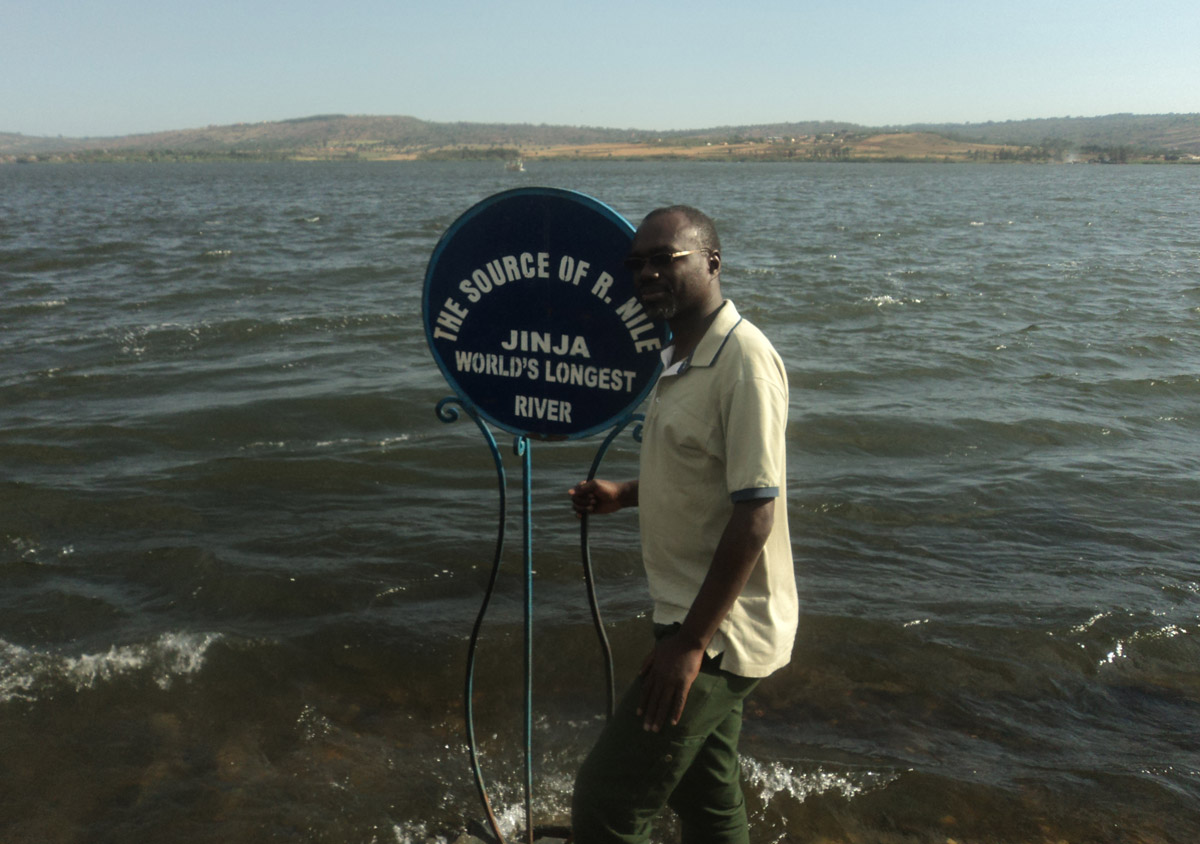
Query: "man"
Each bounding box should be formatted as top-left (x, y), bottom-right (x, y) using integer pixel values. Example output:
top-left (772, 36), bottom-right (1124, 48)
top-left (569, 206), bottom-right (798, 844)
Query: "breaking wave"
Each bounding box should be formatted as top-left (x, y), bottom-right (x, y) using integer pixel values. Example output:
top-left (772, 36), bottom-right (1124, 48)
top-left (0, 631), bottom-right (221, 703)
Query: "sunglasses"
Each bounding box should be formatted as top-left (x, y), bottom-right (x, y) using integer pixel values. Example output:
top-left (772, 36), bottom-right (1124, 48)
top-left (622, 249), bottom-right (710, 273)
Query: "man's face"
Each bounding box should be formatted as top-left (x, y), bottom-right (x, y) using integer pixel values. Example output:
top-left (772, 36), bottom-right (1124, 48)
top-left (628, 211), bottom-right (718, 322)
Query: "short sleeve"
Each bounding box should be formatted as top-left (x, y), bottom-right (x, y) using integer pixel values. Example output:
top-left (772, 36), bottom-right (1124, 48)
top-left (722, 338), bottom-right (788, 501)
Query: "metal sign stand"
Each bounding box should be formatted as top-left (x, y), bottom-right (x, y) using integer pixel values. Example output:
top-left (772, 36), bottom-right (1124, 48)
top-left (422, 188), bottom-right (667, 844)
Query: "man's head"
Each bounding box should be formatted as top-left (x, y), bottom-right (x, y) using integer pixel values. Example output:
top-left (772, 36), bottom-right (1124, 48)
top-left (641, 205), bottom-right (722, 254)
top-left (627, 205), bottom-right (723, 323)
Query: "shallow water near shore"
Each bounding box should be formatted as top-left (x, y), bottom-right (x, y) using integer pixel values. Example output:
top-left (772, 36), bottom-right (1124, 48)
top-left (2, 160), bottom-right (1199, 843)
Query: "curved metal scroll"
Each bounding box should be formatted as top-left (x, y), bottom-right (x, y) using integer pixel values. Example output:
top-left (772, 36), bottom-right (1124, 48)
top-left (437, 397), bottom-right (508, 844)
top-left (439, 398), bottom-right (643, 843)
top-left (579, 414), bottom-right (643, 719)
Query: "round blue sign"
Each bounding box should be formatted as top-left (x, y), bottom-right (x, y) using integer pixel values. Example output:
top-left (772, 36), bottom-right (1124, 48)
top-left (424, 188), bottom-right (668, 440)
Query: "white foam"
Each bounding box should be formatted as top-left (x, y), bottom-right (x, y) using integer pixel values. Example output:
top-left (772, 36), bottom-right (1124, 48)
top-left (0, 640), bottom-right (39, 702)
top-left (1100, 640), bottom-right (1126, 665)
top-left (390, 821), bottom-right (448, 844)
top-left (865, 294), bottom-right (922, 307)
top-left (0, 631), bottom-right (221, 702)
top-left (1068, 611), bottom-right (1110, 634)
top-left (742, 756), bottom-right (899, 805)
top-left (1099, 623), bottom-right (1190, 667)
top-left (3, 536), bottom-right (73, 566)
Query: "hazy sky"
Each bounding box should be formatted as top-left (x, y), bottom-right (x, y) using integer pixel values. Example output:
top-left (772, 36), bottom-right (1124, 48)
top-left (4, 0), bottom-right (1197, 137)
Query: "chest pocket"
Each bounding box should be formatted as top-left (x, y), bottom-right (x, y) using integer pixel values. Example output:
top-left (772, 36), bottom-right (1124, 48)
top-left (645, 376), bottom-right (723, 461)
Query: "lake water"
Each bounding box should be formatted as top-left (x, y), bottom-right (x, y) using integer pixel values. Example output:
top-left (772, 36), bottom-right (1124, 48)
top-left (2, 160), bottom-right (1198, 843)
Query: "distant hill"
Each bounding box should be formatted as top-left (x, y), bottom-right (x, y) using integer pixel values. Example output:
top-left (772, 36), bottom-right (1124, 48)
top-left (0, 115), bottom-right (655, 158)
top-left (3, 113), bottom-right (1198, 162)
top-left (907, 113), bottom-right (1200, 152)
top-left (662, 114), bottom-right (1200, 156)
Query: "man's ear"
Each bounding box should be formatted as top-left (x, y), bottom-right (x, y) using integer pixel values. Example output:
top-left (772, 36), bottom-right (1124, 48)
top-left (707, 250), bottom-right (721, 274)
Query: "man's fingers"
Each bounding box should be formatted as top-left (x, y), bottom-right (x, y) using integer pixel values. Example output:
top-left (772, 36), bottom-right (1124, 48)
top-left (670, 686), bottom-right (689, 726)
top-left (568, 482), bottom-right (596, 517)
top-left (637, 671), bottom-right (654, 718)
top-left (639, 676), bottom-right (681, 733)
top-left (642, 686), bottom-right (668, 733)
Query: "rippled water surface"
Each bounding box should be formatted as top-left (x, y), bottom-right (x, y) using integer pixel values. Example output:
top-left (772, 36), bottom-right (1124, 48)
top-left (2, 161), bottom-right (1199, 843)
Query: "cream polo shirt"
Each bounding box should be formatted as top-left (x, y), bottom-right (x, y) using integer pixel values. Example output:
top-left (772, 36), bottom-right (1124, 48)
top-left (638, 300), bottom-right (798, 678)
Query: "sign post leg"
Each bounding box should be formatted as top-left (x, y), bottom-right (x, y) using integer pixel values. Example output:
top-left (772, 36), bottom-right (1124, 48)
top-left (516, 435), bottom-right (534, 844)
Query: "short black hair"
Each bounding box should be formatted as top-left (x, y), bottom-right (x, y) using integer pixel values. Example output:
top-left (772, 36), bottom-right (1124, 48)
top-left (643, 205), bottom-right (721, 253)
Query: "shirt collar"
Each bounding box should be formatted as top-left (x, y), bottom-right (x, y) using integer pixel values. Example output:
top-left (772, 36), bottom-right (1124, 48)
top-left (658, 300), bottom-right (742, 377)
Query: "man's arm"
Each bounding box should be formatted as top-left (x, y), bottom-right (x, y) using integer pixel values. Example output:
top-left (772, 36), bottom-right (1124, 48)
top-left (637, 497), bottom-right (774, 732)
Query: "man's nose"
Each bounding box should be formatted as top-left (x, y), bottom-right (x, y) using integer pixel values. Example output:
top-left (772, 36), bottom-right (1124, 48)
top-left (635, 263), bottom-right (660, 284)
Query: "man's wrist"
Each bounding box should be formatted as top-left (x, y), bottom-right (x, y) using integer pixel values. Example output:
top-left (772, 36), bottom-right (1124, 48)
top-left (619, 480), bottom-right (639, 509)
top-left (670, 624), bottom-right (708, 653)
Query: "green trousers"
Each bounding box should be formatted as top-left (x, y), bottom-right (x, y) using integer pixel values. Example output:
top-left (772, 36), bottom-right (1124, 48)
top-left (571, 639), bottom-right (760, 844)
